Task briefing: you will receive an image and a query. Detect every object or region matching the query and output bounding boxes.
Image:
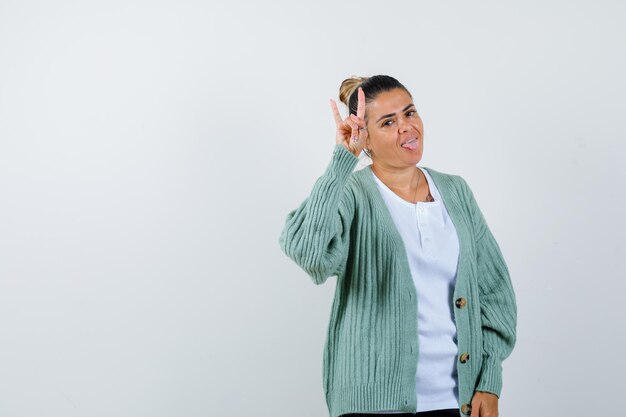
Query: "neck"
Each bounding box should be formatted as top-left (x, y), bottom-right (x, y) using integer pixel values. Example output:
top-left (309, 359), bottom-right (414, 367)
top-left (370, 161), bottom-right (421, 193)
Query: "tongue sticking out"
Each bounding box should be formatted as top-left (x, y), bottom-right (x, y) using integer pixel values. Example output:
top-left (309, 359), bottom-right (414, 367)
top-left (402, 138), bottom-right (418, 150)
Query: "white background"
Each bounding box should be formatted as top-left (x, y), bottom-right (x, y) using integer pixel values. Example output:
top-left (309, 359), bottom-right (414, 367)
top-left (1, 1), bottom-right (624, 416)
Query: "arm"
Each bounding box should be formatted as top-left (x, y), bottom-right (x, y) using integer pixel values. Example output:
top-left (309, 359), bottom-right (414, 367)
top-left (280, 86), bottom-right (366, 285)
top-left (278, 144), bottom-right (358, 285)
top-left (459, 177), bottom-right (518, 398)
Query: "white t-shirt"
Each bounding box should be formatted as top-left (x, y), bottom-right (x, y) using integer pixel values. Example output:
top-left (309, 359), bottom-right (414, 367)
top-left (372, 166), bottom-right (461, 413)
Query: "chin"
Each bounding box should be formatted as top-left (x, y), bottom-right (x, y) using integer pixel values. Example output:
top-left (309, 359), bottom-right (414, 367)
top-left (407, 149), bottom-right (422, 161)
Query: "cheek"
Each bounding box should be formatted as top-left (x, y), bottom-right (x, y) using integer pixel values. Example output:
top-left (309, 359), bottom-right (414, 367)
top-left (368, 131), bottom-right (391, 150)
top-left (370, 128), bottom-right (404, 150)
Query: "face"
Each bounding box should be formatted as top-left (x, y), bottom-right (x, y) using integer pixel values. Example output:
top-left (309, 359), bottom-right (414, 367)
top-left (364, 88), bottom-right (424, 168)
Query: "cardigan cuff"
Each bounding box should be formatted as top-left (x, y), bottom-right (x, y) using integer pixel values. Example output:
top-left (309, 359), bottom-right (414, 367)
top-left (475, 355), bottom-right (503, 398)
top-left (327, 143), bottom-right (359, 179)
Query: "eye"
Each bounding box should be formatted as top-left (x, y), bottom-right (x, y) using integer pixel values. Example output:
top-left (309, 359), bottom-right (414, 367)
top-left (406, 110), bottom-right (416, 117)
top-left (382, 119), bottom-right (394, 127)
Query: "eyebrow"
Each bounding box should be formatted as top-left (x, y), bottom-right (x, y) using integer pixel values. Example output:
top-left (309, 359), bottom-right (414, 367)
top-left (376, 104), bottom-right (416, 123)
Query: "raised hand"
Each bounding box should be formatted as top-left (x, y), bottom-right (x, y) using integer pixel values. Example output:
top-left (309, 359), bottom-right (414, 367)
top-left (330, 87), bottom-right (368, 157)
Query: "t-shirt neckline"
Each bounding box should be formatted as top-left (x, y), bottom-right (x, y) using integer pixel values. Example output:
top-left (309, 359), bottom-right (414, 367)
top-left (372, 166), bottom-right (440, 208)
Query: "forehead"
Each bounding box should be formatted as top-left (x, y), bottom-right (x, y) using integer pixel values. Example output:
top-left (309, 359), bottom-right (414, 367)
top-left (367, 88), bottom-right (413, 117)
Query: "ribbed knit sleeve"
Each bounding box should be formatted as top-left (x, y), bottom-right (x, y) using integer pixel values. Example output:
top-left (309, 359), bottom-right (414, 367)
top-left (278, 144), bottom-right (359, 285)
top-left (459, 177), bottom-right (518, 398)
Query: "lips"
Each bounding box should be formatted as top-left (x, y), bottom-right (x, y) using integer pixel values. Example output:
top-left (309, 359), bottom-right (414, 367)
top-left (401, 138), bottom-right (418, 150)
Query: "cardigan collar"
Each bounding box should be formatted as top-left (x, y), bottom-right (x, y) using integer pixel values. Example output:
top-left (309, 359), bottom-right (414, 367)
top-left (354, 163), bottom-right (470, 286)
top-left (354, 164), bottom-right (452, 226)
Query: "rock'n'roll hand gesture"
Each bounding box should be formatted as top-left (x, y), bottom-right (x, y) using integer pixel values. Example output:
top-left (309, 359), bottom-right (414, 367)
top-left (330, 87), bottom-right (368, 157)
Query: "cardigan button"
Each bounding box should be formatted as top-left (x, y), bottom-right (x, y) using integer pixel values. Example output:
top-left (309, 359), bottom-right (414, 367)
top-left (461, 403), bottom-right (472, 415)
top-left (455, 297), bottom-right (467, 308)
top-left (460, 352), bottom-right (470, 363)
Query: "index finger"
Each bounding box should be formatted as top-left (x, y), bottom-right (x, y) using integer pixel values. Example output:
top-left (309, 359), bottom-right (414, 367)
top-left (356, 87), bottom-right (366, 119)
top-left (330, 98), bottom-right (343, 127)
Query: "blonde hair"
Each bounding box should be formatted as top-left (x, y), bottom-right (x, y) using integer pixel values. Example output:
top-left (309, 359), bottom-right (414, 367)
top-left (338, 74), bottom-right (410, 118)
top-left (339, 76), bottom-right (369, 107)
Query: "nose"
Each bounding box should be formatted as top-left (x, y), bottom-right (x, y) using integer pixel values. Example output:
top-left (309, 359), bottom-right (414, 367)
top-left (398, 116), bottom-right (411, 133)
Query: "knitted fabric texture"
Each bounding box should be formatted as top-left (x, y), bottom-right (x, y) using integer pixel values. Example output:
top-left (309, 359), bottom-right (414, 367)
top-left (278, 144), bottom-right (517, 417)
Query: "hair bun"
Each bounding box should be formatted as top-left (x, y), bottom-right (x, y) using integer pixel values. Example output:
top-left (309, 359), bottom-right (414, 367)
top-left (339, 76), bottom-right (369, 106)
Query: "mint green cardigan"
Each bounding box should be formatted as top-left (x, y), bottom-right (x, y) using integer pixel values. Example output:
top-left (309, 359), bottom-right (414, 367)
top-left (278, 144), bottom-right (517, 417)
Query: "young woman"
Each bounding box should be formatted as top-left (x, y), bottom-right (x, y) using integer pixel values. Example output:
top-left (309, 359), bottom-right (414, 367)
top-left (279, 75), bottom-right (517, 417)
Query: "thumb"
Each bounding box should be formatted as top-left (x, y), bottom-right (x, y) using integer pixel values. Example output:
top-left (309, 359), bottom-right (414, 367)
top-left (469, 396), bottom-right (481, 417)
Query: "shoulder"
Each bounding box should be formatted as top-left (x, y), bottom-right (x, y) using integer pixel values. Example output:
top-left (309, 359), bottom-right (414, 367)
top-left (422, 167), bottom-right (482, 215)
top-left (421, 166), bottom-right (469, 195)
